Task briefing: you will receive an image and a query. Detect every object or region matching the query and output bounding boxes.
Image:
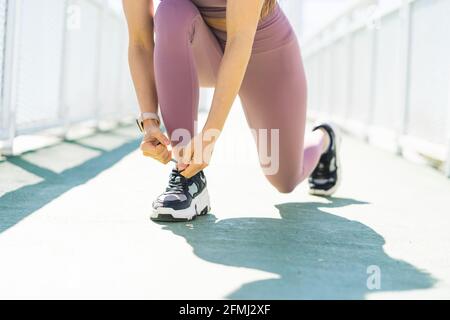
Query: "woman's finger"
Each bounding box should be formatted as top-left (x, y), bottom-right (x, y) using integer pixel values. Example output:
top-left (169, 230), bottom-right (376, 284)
top-left (153, 131), bottom-right (171, 146)
top-left (154, 144), bottom-right (168, 156)
top-left (160, 149), bottom-right (172, 164)
top-left (140, 141), bottom-right (157, 153)
top-left (181, 163), bottom-right (203, 178)
top-left (171, 144), bottom-right (184, 163)
top-left (142, 143), bottom-right (171, 163)
top-left (180, 143), bottom-right (194, 166)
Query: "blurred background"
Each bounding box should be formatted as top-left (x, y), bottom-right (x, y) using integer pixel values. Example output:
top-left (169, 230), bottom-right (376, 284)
top-left (0, 0), bottom-right (449, 177)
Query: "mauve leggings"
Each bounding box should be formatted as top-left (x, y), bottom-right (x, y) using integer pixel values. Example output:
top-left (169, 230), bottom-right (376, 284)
top-left (154, 0), bottom-right (324, 193)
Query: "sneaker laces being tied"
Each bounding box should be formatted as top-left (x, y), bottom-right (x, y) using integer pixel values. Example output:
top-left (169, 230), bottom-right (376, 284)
top-left (166, 169), bottom-right (187, 194)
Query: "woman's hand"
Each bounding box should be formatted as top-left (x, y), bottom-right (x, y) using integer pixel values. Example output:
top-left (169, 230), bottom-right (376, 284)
top-left (140, 119), bottom-right (172, 164)
top-left (176, 128), bottom-right (220, 178)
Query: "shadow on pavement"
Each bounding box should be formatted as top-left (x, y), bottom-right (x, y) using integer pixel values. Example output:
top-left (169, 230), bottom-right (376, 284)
top-left (159, 197), bottom-right (436, 299)
top-left (0, 134), bottom-right (140, 234)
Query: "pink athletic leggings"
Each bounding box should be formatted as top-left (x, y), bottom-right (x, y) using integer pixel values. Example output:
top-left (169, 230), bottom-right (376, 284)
top-left (154, 0), bottom-right (325, 193)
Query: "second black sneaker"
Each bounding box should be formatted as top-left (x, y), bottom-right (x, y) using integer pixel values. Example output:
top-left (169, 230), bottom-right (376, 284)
top-left (309, 123), bottom-right (341, 196)
top-left (151, 169), bottom-right (210, 222)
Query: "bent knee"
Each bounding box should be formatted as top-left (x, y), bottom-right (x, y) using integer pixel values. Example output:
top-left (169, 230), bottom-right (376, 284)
top-left (276, 183), bottom-right (297, 194)
top-left (268, 175), bottom-right (299, 194)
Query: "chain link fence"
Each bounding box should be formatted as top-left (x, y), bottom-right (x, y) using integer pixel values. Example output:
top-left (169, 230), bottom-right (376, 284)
top-left (0, 0), bottom-right (137, 154)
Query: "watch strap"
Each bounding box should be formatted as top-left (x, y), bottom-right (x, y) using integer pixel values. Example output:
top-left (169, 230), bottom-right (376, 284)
top-left (136, 112), bottom-right (160, 133)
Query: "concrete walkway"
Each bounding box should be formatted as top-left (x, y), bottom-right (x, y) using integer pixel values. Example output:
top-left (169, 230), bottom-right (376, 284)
top-left (1, 106), bottom-right (450, 299)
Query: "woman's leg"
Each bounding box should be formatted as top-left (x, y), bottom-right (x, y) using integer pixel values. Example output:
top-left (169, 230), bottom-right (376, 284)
top-left (239, 31), bottom-right (325, 194)
top-left (154, 0), bottom-right (223, 146)
top-left (152, 1), bottom-right (222, 221)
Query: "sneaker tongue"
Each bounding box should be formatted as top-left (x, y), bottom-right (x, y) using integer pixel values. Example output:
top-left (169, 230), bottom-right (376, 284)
top-left (173, 176), bottom-right (182, 183)
top-left (167, 170), bottom-right (186, 193)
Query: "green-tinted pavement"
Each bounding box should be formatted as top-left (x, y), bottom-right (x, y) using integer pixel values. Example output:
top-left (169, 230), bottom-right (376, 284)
top-left (0, 107), bottom-right (449, 299)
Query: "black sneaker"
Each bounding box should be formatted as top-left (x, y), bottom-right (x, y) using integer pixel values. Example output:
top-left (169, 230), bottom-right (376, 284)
top-left (309, 123), bottom-right (341, 196)
top-left (151, 169), bottom-right (211, 222)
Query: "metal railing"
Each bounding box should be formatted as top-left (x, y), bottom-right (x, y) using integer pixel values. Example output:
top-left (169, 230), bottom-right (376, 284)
top-left (0, 0), bottom-right (137, 155)
top-left (302, 0), bottom-right (450, 177)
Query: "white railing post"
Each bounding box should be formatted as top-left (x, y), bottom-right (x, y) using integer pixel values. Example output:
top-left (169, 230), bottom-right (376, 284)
top-left (1, 0), bottom-right (22, 155)
top-left (365, 25), bottom-right (377, 142)
top-left (346, 35), bottom-right (353, 123)
top-left (117, 25), bottom-right (128, 122)
top-left (343, 31), bottom-right (352, 126)
top-left (397, 0), bottom-right (412, 155)
top-left (112, 14), bottom-right (126, 122)
top-left (57, 0), bottom-right (69, 138)
top-left (93, 1), bottom-right (105, 129)
top-left (445, 66), bottom-right (450, 178)
top-left (0, 3), bottom-right (8, 143)
top-left (115, 17), bottom-right (124, 121)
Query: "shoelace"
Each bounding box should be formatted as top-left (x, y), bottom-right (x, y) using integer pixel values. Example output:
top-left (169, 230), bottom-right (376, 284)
top-left (166, 170), bottom-right (187, 194)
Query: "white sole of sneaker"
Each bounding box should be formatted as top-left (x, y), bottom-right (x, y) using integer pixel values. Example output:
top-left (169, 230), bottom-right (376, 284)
top-left (309, 124), bottom-right (342, 197)
top-left (151, 188), bottom-right (211, 221)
